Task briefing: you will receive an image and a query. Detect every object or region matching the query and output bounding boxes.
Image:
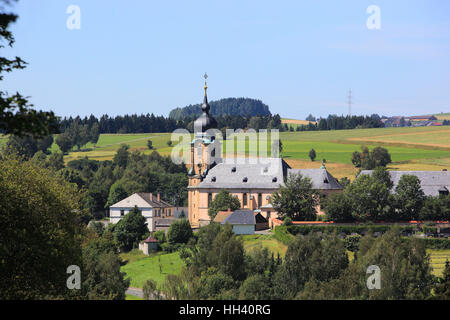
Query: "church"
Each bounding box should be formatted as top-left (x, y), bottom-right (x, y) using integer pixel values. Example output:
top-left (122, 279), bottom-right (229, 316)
top-left (187, 79), bottom-right (344, 228)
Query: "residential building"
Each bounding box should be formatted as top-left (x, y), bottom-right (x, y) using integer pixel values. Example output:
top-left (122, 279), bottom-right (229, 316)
top-left (109, 192), bottom-right (174, 232)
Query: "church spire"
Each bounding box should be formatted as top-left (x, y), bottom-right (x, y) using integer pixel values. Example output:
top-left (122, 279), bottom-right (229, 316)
top-left (202, 72), bottom-right (210, 113)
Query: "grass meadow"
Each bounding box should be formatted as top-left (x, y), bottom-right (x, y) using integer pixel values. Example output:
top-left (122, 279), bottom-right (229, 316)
top-left (239, 234), bottom-right (287, 257)
top-left (120, 250), bottom-right (184, 289)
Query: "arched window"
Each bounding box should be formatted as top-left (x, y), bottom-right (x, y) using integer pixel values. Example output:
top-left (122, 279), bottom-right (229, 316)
top-left (243, 193), bottom-right (248, 206)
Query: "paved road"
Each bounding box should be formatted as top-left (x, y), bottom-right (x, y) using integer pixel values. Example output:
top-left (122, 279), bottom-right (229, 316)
top-left (126, 287), bottom-right (144, 299)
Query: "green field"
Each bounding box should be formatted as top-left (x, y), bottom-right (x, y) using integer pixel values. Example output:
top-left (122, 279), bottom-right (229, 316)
top-left (125, 294), bottom-right (143, 300)
top-left (120, 250), bottom-right (184, 289)
top-left (429, 249), bottom-right (450, 277)
top-left (239, 234), bottom-right (287, 257)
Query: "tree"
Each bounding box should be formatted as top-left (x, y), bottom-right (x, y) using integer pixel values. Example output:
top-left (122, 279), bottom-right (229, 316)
top-left (370, 146), bottom-right (392, 168)
top-left (305, 114), bottom-right (316, 122)
top-left (167, 219), bottom-right (193, 245)
top-left (208, 189), bottom-right (241, 220)
top-left (0, 0), bottom-right (58, 138)
top-left (372, 166), bottom-right (394, 190)
top-left (143, 279), bottom-right (162, 300)
top-left (271, 172), bottom-right (318, 221)
top-left (81, 237), bottom-right (129, 300)
top-left (4, 135), bottom-right (38, 159)
top-left (395, 174), bottom-right (425, 220)
top-left (352, 146), bottom-right (392, 170)
top-left (55, 132), bottom-right (73, 154)
top-left (351, 151), bottom-right (362, 167)
top-left (239, 274), bottom-right (271, 300)
top-left (0, 155), bottom-right (85, 299)
top-left (273, 233), bottom-right (348, 299)
top-left (318, 118), bottom-right (328, 130)
top-left (47, 152), bottom-right (65, 171)
top-left (105, 181), bottom-right (128, 208)
top-left (345, 174), bottom-right (392, 221)
top-left (323, 192), bottom-right (354, 222)
top-left (147, 140), bottom-right (153, 150)
top-left (89, 221), bottom-right (105, 237)
top-left (113, 144), bottom-right (129, 168)
top-left (167, 140), bottom-right (172, 147)
top-left (90, 122), bottom-right (100, 147)
top-left (308, 148), bottom-right (316, 162)
top-left (113, 206), bottom-right (147, 251)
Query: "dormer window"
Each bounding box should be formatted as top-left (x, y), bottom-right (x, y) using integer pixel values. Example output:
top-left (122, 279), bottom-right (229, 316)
top-left (263, 167), bottom-right (268, 173)
top-left (324, 178), bottom-right (329, 184)
top-left (211, 176), bottom-right (216, 182)
top-left (243, 177), bottom-right (248, 183)
top-left (231, 167), bottom-right (236, 172)
top-left (272, 177), bottom-right (277, 183)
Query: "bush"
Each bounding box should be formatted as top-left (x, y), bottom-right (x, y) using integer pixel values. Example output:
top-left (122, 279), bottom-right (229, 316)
top-left (283, 217), bottom-right (293, 226)
top-left (167, 219), bottom-right (193, 245)
top-left (153, 230), bottom-right (166, 244)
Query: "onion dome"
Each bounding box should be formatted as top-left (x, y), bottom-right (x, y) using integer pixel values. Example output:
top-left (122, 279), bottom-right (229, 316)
top-left (194, 73), bottom-right (217, 133)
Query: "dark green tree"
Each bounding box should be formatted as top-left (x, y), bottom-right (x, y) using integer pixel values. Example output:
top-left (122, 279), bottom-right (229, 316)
top-left (0, 155), bottom-right (85, 299)
top-left (395, 174), bottom-right (425, 220)
top-left (271, 172), bottom-right (318, 221)
top-left (308, 148), bottom-right (316, 161)
top-left (81, 237), bottom-right (129, 300)
top-left (167, 218), bottom-right (193, 245)
top-left (113, 144), bottom-right (130, 168)
top-left (208, 189), bottom-right (241, 220)
top-left (113, 206), bottom-right (147, 251)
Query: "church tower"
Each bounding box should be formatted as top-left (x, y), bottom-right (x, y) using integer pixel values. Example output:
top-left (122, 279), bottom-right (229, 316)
top-left (188, 74), bottom-right (221, 228)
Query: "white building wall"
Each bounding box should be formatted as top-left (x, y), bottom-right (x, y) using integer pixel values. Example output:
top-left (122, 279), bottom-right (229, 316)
top-left (109, 207), bottom-right (155, 232)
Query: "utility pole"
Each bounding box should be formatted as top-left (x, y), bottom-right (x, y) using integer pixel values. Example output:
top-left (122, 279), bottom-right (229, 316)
top-left (348, 89), bottom-right (352, 117)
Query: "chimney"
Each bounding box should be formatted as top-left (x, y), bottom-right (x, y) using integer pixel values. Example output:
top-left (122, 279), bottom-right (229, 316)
top-left (150, 193), bottom-right (153, 201)
top-left (157, 193), bottom-right (160, 202)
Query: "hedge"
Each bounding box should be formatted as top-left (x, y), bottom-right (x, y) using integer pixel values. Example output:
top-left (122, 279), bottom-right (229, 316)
top-left (285, 225), bottom-right (417, 236)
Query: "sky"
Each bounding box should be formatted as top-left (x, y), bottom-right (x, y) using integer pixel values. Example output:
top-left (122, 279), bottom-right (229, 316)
top-left (2, 0), bottom-right (450, 119)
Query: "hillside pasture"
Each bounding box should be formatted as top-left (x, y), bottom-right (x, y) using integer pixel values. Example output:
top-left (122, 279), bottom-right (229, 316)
top-left (15, 125), bottom-right (446, 179)
top-left (120, 250), bottom-right (184, 289)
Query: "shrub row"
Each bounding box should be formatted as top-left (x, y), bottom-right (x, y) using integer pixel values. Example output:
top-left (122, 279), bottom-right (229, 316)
top-left (285, 225), bottom-right (417, 236)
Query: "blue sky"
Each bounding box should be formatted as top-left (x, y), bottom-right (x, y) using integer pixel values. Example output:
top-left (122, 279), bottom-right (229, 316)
top-left (2, 0), bottom-right (450, 119)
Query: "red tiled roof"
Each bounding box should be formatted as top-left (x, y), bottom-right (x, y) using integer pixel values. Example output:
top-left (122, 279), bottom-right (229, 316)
top-left (143, 236), bottom-right (158, 243)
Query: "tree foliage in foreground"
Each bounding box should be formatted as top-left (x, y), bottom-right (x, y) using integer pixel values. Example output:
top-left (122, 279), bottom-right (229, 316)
top-left (0, 155), bottom-right (85, 299)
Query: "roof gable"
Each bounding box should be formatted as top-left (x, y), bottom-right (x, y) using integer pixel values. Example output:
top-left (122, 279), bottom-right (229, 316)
top-left (287, 168), bottom-right (343, 190)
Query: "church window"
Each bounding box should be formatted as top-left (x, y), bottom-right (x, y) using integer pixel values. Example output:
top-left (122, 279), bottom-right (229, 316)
top-left (208, 193), bottom-right (212, 207)
top-left (243, 193), bottom-right (248, 206)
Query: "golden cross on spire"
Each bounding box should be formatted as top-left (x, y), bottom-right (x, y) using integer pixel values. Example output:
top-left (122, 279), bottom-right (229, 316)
top-left (203, 72), bottom-right (208, 94)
